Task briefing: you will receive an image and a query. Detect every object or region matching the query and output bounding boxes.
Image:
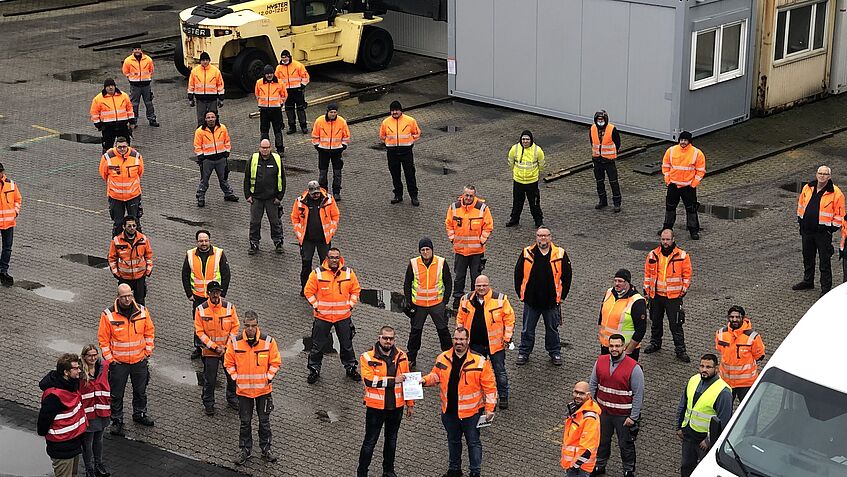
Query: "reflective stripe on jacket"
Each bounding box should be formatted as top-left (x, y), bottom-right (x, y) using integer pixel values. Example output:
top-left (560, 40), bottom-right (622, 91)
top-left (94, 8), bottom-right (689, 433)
top-left (715, 319), bottom-right (765, 388)
top-left (594, 354), bottom-right (637, 416)
top-left (662, 144), bottom-right (706, 187)
top-left (99, 147), bottom-right (144, 201)
top-left (41, 388), bottom-right (88, 442)
top-left (193, 124), bottom-right (231, 157)
top-left (643, 246), bottom-right (692, 299)
top-left (508, 143), bottom-right (545, 184)
top-left (122, 54), bottom-right (154, 82)
top-left (97, 301), bottom-right (154, 364)
top-left (518, 243), bottom-right (566, 303)
top-left (0, 178), bottom-right (22, 230)
top-left (188, 64), bottom-right (224, 96)
top-left (90, 91), bottom-right (134, 124)
top-left (195, 299), bottom-right (240, 357)
top-left (681, 374), bottom-right (728, 433)
top-left (255, 77), bottom-right (287, 108)
top-left (590, 123), bottom-right (618, 159)
top-left (797, 182), bottom-right (845, 228)
top-left (445, 197), bottom-right (494, 256)
top-left (187, 246), bottom-right (222, 297)
top-left (224, 328), bottom-right (281, 398)
top-left (108, 232), bottom-right (153, 280)
top-left (312, 115), bottom-right (350, 149)
top-left (455, 290), bottom-right (516, 354)
top-left (360, 346), bottom-right (414, 409)
top-left (410, 255), bottom-right (445, 307)
top-left (80, 360), bottom-right (111, 420)
top-left (598, 288), bottom-right (643, 347)
top-left (249, 153), bottom-right (283, 193)
top-left (422, 349), bottom-right (497, 419)
top-left (561, 397), bottom-right (601, 472)
top-left (274, 60), bottom-right (310, 89)
top-left (290, 188), bottom-right (339, 245)
top-left (304, 256), bottom-right (361, 323)
top-left (380, 114), bottom-right (420, 147)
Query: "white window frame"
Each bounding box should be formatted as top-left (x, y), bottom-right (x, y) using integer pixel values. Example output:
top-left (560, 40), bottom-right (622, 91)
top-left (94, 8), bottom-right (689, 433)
top-left (773, 1), bottom-right (828, 65)
top-left (689, 20), bottom-right (747, 90)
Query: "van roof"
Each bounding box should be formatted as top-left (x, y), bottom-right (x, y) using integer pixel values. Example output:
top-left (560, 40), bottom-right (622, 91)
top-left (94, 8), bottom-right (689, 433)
top-left (764, 282), bottom-right (847, 393)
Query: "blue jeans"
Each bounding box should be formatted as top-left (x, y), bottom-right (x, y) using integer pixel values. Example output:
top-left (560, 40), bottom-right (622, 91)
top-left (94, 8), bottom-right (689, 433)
top-left (471, 346), bottom-right (508, 399)
top-left (441, 411), bottom-right (482, 474)
top-left (0, 227), bottom-right (13, 273)
top-left (518, 304), bottom-right (561, 356)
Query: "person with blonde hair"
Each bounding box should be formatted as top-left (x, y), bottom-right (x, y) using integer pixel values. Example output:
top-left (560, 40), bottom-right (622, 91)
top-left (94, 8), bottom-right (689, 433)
top-left (80, 344), bottom-right (111, 477)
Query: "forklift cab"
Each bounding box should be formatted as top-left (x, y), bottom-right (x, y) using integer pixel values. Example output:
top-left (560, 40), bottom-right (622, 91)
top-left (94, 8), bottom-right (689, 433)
top-left (290, 0), bottom-right (335, 26)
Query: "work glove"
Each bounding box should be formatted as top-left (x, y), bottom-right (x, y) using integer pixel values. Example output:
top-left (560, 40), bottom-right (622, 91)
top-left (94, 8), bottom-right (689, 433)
top-left (217, 98), bottom-right (224, 107)
top-left (341, 144), bottom-right (347, 151)
top-left (189, 99), bottom-right (195, 107)
top-left (314, 144), bottom-right (320, 151)
top-left (95, 123), bottom-right (103, 131)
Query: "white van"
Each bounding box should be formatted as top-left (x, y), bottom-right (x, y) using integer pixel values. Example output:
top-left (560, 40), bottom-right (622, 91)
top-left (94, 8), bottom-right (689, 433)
top-left (692, 284), bottom-right (847, 477)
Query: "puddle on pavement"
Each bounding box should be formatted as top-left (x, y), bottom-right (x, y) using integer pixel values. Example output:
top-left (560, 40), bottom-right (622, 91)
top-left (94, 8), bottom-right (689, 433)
top-left (360, 289), bottom-right (407, 313)
top-left (0, 421), bottom-right (54, 476)
top-left (16, 280), bottom-right (75, 302)
top-left (163, 215), bottom-right (207, 227)
top-left (154, 364), bottom-right (203, 386)
top-left (628, 241), bottom-right (656, 251)
top-left (779, 181), bottom-right (806, 193)
top-left (0, 79), bottom-right (27, 85)
top-left (315, 410), bottom-right (340, 423)
top-left (419, 163), bottom-right (455, 175)
top-left (52, 69), bottom-right (103, 82)
top-left (143, 3), bottom-right (173, 10)
top-left (438, 125), bottom-right (460, 133)
top-left (59, 133), bottom-right (102, 144)
top-left (280, 338), bottom-right (307, 358)
top-left (698, 204), bottom-right (762, 220)
top-left (46, 339), bottom-right (84, 354)
top-left (62, 253), bottom-right (109, 269)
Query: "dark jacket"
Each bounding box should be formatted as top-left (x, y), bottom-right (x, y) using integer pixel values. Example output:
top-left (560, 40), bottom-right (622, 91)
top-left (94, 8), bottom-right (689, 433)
top-left (243, 153), bottom-right (286, 201)
top-left (181, 247), bottom-right (231, 298)
top-left (37, 371), bottom-right (84, 459)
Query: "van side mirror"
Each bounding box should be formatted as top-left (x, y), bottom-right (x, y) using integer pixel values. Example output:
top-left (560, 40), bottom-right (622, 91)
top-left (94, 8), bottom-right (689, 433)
top-left (708, 416), bottom-right (722, 449)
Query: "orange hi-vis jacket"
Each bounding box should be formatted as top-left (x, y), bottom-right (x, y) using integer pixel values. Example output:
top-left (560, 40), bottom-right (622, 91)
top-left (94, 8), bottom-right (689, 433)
top-left (445, 196), bottom-right (494, 256)
top-left (194, 123), bottom-right (231, 159)
top-left (0, 177), bottom-right (22, 230)
top-left (99, 147), bottom-right (143, 201)
top-left (590, 123), bottom-right (617, 159)
top-left (715, 318), bottom-right (765, 389)
top-left (797, 181), bottom-right (845, 229)
top-left (517, 243), bottom-right (567, 303)
top-left (41, 387), bottom-right (88, 442)
top-left (380, 114), bottom-right (421, 147)
top-left (455, 290), bottom-right (516, 354)
top-left (662, 144), bottom-right (706, 188)
top-left (90, 89), bottom-right (135, 125)
top-left (194, 298), bottom-right (240, 358)
top-left (255, 77), bottom-right (287, 108)
top-left (422, 349), bottom-right (497, 419)
top-left (122, 54), bottom-right (154, 83)
top-left (643, 245), bottom-right (692, 299)
top-left (187, 246), bottom-right (223, 298)
top-left (360, 345), bottom-right (414, 409)
top-left (304, 256), bottom-right (361, 323)
top-left (275, 60), bottom-right (310, 89)
top-left (290, 188), bottom-right (339, 245)
top-left (312, 115), bottom-right (350, 150)
top-left (108, 232), bottom-right (153, 280)
top-left (224, 327), bottom-right (281, 398)
top-left (98, 300), bottom-right (155, 364)
top-left (188, 64), bottom-right (224, 98)
top-left (561, 397), bottom-right (602, 472)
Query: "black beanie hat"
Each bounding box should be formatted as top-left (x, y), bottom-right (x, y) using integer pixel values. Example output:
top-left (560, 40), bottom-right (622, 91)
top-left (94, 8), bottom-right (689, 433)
top-left (263, 64), bottom-right (274, 75)
top-left (614, 268), bottom-right (632, 283)
top-left (280, 49), bottom-right (291, 58)
top-left (418, 237), bottom-right (434, 251)
top-left (103, 78), bottom-right (116, 88)
top-left (199, 51), bottom-right (211, 61)
top-left (327, 103), bottom-right (338, 112)
top-left (389, 100), bottom-right (402, 111)
top-left (520, 130), bottom-right (534, 145)
top-left (678, 130), bottom-right (693, 142)
top-left (131, 43), bottom-right (142, 50)
top-left (0, 162), bottom-right (4, 172)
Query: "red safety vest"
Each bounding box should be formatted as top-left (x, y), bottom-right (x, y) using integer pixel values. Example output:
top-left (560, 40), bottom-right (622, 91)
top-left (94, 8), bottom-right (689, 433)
top-left (594, 354), bottom-right (637, 416)
top-left (80, 362), bottom-right (112, 420)
top-left (41, 388), bottom-right (88, 442)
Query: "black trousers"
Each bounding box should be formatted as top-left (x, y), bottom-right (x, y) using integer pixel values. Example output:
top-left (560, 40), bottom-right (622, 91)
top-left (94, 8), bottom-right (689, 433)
top-left (510, 181), bottom-right (543, 225)
top-left (202, 356), bottom-right (236, 408)
top-left (801, 232), bottom-right (833, 292)
top-left (307, 317), bottom-right (357, 373)
top-left (259, 108), bottom-right (285, 152)
top-left (285, 88), bottom-right (308, 129)
top-left (387, 148), bottom-right (418, 198)
top-left (357, 407), bottom-right (404, 477)
top-left (592, 157), bottom-right (622, 206)
top-left (300, 239), bottom-right (330, 288)
top-left (101, 124), bottom-right (131, 154)
top-left (249, 198), bottom-right (283, 244)
top-left (407, 302), bottom-right (451, 363)
top-left (648, 295), bottom-right (686, 352)
top-left (731, 386), bottom-right (750, 404)
top-left (238, 393), bottom-right (273, 453)
top-left (596, 413), bottom-right (636, 472)
top-left (195, 99), bottom-right (218, 126)
top-left (318, 149), bottom-right (344, 195)
top-left (452, 253), bottom-right (483, 305)
top-left (664, 185), bottom-right (699, 233)
top-left (680, 431), bottom-right (706, 477)
top-left (117, 275), bottom-right (147, 305)
top-left (108, 196), bottom-right (141, 237)
top-left (108, 359), bottom-right (149, 422)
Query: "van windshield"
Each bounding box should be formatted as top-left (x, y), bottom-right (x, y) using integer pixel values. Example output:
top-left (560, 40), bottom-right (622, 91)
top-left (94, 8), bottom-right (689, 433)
top-left (716, 367), bottom-right (847, 477)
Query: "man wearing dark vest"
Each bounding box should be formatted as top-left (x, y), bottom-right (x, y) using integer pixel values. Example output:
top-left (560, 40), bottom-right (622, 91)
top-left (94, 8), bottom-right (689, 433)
top-left (403, 237), bottom-right (453, 368)
top-left (244, 139), bottom-right (286, 255)
top-left (589, 334), bottom-right (644, 477)
top-left (590, 110), bottom-right (622, 212)
top-left (183, 229), bottom-right (231, 359)
top-left (598, 269), bottom-right (647, 361)
top-left (38, 353), bottom-right (87, 477)
top-left (676, 354), bottom-right (732, 477)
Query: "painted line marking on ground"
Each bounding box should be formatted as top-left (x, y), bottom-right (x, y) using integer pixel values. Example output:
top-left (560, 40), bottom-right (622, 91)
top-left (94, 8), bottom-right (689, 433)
top-left (32, 125), bottom-right (61, 134)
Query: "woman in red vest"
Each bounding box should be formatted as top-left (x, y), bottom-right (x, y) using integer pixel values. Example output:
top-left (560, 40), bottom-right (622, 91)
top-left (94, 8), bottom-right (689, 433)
top-left (80, 344), bottom-right (112, 477)
top-left (37, 353), bottom-right (88, 477)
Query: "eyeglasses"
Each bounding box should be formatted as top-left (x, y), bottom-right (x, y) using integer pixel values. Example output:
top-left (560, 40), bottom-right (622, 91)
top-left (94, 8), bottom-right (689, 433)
top-left (84, 353), bottom-right (99, 358)
top-left (572, 390), bottom-right (588, 395)
top-left (817, 172), bottom-right (831, 176)
top-left (379, 336), bottom-right (396, 341)
top-left (327, 256), bottom-right (341, 260)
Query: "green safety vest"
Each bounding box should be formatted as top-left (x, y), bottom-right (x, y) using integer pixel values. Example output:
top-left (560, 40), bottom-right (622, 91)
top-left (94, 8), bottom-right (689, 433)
top-left (681, 375), bottom-right (729, 433)
top-left (508, 143), bottom-right (544, 184)
top-left (249, 153), bottom-right (283, 193)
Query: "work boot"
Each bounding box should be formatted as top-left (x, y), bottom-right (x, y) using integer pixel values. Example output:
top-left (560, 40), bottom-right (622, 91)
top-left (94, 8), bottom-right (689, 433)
top-left (623, 471), bottom-right (635, 477)
top-left (411, 197), bottom-right (420, 207)
top-left (109, 420), bottom-right (125, 437)
top-left (197, 198), bottom-right (205, 208)
top-left (224, 195), bottom-right (239, 202)
top-left (516, 354), bottom-right (528, 365)
top-left (190, 348), bottom-right (201, 360)
top-left (287, 127), bottom-right (297, 135)
top-left (261, 448), bottom-right (278, 463)
top-left (676, 351), bottom-right (691, 363)
top-left (333, 193), bottom-right (341, 202)
top-left (689, 230), bottom-right (700, 240)
top-left (382, 472), bottom-right (398, 477)
top-left (0, 272), bottom-right (13, 287)
top-left (274, 241), bottom-right (284, 254)
top-left (469, 473), bottom-right (480, 477)
top-left (498, 397), bottom-right (509, 410)
top-left (85, 469), bottom-right (96, 477)
top-left (234, 449), bottom-right (251, 466)
top-left (204, 406), bottom-right (215, 416)
top-left (94, 464), bottom-right (110, 477)
top-left (551, 354), bottom-right (563, 366)
top-left (792, 281), bottom-right (814, 290)
top-left (613, 205), bottom-right (622, 213)
top-left (390, 196), bottom-right (403, 204)
top-left (149, 121), bottom-right (160, 127)
top-left (590, 467), bottom-right (606, 476)
top-left (301, 125), bottom-right (309, 134)
top-left (505, 220), bottom-right (519, 227)
top-left (595, 202), bottom-right (608, 210)
top-left (440, 471), bottom-right (463, 477)
top-left (643, 344), bottom-right (661, 354)
top-left (133, 414), bottom-right (154, 426)
top-left (248, 242), bottom-right (259, 255)
top-left (347, 367), bottom-right (361, 381)
top-left (307, 369), bottom-right (320, 384)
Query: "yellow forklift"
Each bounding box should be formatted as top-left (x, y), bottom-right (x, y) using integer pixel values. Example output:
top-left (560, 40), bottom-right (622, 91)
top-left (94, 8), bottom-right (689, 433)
top-left (176, 0), bottom-right (443, 90)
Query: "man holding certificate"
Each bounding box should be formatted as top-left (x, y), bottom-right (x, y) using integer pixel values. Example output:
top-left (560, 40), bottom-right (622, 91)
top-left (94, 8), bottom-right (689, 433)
top-left (421, 327), bottom-right (497, 477)
top-left (357, 326), bottom-right (414, 477)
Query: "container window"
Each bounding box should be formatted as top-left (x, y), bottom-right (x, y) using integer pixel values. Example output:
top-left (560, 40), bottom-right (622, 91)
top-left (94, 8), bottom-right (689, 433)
top-left (690, 20), bottom-right (747, 90)
top-left (775, 11), bottom-right (786, 60)
top-left (694, 30), bottom-right (717, 81)
top-left (774, 1), bottom-right (828, 62)
top-left (813, 1), bottom-right (827, 49)
top-left (721, 23), bottom-right (742, 74)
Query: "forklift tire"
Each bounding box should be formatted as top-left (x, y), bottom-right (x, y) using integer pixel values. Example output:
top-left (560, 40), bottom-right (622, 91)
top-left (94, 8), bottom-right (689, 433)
top-left (233, 47), bottom-right (271, 92)
top-left (174, 41), bottom-right (191, 78)
top-left (357, 26), bottom-right (393, 71)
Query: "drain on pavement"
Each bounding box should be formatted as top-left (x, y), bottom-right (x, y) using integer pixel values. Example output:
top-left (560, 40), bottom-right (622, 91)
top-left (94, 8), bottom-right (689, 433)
top-left (163, 216), bottom-right (207, 227)
top-left (779, 181), bottom-right (806, 193)
top-left (419, 164), bottom-right (455, 175)
top-left (143, 4), bottom-right (173, 11)
top-left (61, 254), bottom-right (109, 268)
top-left (315, 410), bottom-right (340, 423)
top-left (52, 69), bottom-right (102, 82)
top-left (698, 204), bottom-right (762, 220)
top-left (58, 133), bottom-right (101, 144)
top-left (360, 289), bottom-right (407, 313)
top-left (438, 125), bottom-right (460, 133)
